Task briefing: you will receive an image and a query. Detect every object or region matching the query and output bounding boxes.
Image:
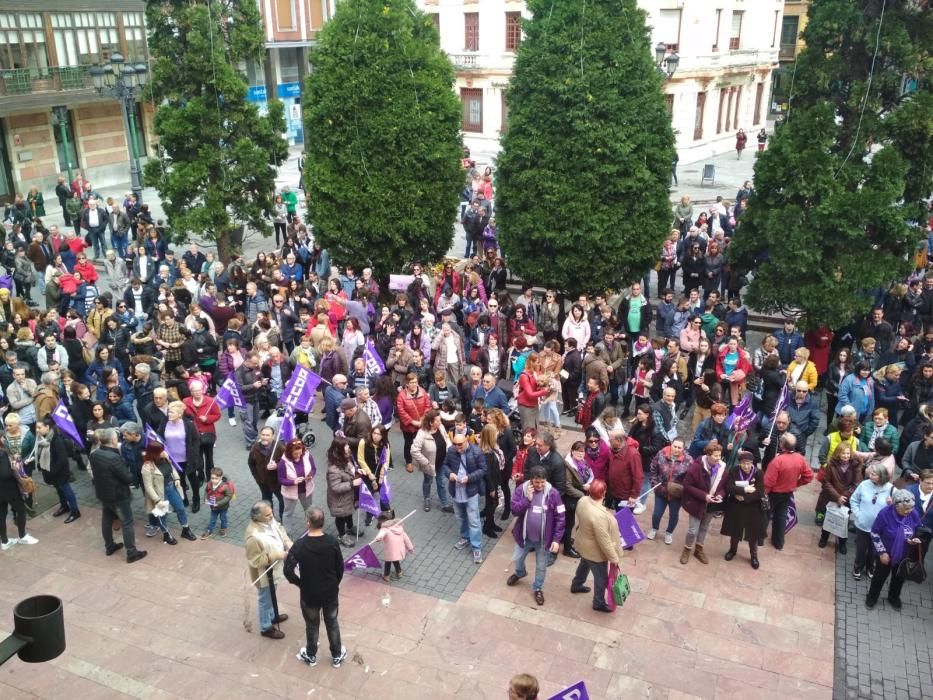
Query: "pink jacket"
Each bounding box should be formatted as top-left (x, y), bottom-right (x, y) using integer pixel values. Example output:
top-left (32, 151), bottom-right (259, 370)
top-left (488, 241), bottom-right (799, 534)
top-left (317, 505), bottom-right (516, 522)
top-left (374, 521), bottom-right (413, 562)
top-left (277, 454), bottom-right (316, 500)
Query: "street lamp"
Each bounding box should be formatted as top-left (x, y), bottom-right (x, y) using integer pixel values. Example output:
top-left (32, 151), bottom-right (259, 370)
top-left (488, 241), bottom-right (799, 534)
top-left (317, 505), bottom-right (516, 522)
top-left (89, 52), bottom-right (149, 204)
top-left (655, 42), bottom-right (679, 80)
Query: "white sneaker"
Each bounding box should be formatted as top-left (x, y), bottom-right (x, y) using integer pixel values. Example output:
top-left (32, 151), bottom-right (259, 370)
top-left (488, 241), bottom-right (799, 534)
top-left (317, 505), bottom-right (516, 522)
top-left (664, 532), bottom-right (674, 545)
top-left (1, 539), bottom-right (16, 551)
top-left (633, 502), bottom-right (646, 515)
top-left (645, 529), bottom-right (657, 540)
top-left (228, 417), bottom-right (237, 427)
top-left (19, 534), bottom-right (38, 545)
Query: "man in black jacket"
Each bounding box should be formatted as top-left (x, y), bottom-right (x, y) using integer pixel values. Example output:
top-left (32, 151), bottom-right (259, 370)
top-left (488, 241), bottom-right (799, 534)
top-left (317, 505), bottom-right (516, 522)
top-left (285, 507), bottom-right (347, 668)
top-left (89, 428), bottom-right (146, 563)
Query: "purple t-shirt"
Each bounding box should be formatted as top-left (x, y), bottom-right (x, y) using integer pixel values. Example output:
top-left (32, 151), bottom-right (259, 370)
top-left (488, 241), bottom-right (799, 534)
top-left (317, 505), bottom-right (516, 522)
top-left (163, 420), bottom-right (187, 464)
top-left (525, 489), bottom-right (547, 543)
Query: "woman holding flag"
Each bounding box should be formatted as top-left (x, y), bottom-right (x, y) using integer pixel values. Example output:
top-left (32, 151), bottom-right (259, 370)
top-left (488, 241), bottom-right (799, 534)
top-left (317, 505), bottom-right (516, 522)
top-left (277, 438), bottom-right (317, 533)
top-left (356, 425), bottom-right (391, 526)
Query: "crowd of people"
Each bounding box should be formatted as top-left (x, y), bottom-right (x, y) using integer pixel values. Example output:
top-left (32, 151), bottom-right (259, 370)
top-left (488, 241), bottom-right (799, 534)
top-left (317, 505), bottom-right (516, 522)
top-left (1, 163), bottom-right (932, 670)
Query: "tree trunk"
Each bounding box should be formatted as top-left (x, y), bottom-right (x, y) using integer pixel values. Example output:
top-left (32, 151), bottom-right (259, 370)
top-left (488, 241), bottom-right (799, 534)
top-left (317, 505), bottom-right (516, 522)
top-left (215, 226), bottom-right (245, 264)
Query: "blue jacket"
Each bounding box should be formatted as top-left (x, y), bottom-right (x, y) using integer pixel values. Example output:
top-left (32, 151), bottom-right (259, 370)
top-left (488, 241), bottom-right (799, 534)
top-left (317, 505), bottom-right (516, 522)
top-left (473, 385), bottom-right (510, 413)
top-left (279, 262), bottom-right (303, 282)
top-left (849, 479), bottom-right (894, 533)
top-left (440, 443), bottom-right (487, 500)
top-left (786, 395), bottom-right (821, 439)
top-left (837, 374), bottom-right (875, 420)
top-left (773, 329), bottom-right (804, 366)
top-left (324, 385), bottom-right (349, 433)
top-left (906, 483), bottom-right (933, 531)
top-left (655, 301), bottom-right (676, 338)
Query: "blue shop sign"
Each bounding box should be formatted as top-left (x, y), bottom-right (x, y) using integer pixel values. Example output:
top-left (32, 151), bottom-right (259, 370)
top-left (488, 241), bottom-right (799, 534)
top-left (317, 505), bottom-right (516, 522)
top-left (247, 85), bottom-right (267, 102)
top-left (277, 82), bottom-right (301, 98)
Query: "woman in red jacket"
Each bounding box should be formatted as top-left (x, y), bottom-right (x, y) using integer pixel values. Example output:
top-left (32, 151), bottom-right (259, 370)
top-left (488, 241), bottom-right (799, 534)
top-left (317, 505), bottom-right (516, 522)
top-left (396, 372), bottom-right (431, 473)
top-left (182, 379), bottom-right (223, 481)
top-left (517, 353), bottom-right (549, 430)
top-left (716, 337), bottom-right (753, 406)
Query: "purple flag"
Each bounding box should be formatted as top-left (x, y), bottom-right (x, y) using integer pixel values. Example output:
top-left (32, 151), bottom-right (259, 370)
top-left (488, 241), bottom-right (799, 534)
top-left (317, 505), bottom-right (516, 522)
top-left (379, 473), bottom-right (391, 503)
top-left (362, 340), bottom-right (386, 376)
top-left (215, 376), bottom-right (245, 410)
top-left (726, 392), bottom-right (756, 432)
top-left (343, 544), bottom-right (382, 572)
top-left (358, 484), bottom-right (382, 517)
top-left (547, 681), bottom-right (590, 700)
top-left (143, 424), bottom-right (184, 474)
top-left (281, 366), bottom-right (322, 412)
top-left (51, 401), bottom-right (85, 449)
top-left (614, 507), bottom-right (645, 547)
top-left (785, 494), bottom-right (798, 534)
top-left (278, 408), bottom-right (296, 443)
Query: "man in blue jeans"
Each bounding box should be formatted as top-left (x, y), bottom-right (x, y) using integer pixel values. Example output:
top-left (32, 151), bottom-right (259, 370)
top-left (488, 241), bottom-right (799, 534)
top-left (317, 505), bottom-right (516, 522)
top-left (442, 435), bottom-right (487, 564)
top-left (506, 466), bottom-right (566, 606)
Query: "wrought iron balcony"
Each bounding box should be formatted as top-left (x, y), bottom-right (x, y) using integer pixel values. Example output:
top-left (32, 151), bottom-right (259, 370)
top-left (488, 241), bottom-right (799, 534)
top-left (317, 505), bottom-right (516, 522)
top-left (0, 66), bottom-right (93, 96)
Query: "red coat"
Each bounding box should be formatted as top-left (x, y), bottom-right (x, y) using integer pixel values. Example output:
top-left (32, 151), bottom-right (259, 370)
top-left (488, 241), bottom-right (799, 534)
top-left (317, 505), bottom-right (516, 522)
top-left (396, 387), bottom-right (431, 434)
top-left (805, 326), bottom-right (834, 375)
top-left (606, 438), bottom-right (644, 500)
top-left (681, 457), bottom-right (727, 520)
top-left (517, 370), bottom-right (548, 408)
top-left (715, 346), bottom-right (752, 380)
top-left (73, 260), bottom-right (98, 284)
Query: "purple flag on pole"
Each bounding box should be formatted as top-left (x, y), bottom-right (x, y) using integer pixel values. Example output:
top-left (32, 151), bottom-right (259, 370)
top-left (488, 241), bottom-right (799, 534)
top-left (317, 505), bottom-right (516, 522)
top-left (785, 494), bottom-right (798, 534)
top-left (547, 681), bottom-right (590, 700)
top-left (358, 484), bottom-right (382, 516)
top-left (51, 401), bottom-right (85, 449)
top-left (726, 392), bottom-right (756, 432)
top-left (143, 424), bottom-right (184, 474)
top-left (343, 544), bottom-right (382, 572)
top-left (362, 340), bottom-right (386, 376)
top-left (281, 366), bottom-right (322, 412)
top-left (215, 376), bottom-right (245, 410)
top-left (278, 408), bottom-right (296, 443)
top-left (614, 507), bottom-right (645, 547)
top-left (379, 473), bottom-right (391, 503)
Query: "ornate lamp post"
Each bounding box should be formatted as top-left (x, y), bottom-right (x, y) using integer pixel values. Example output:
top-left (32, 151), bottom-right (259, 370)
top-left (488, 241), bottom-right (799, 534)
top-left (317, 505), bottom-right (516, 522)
top-left (654, 42), bottom-right (680, 80)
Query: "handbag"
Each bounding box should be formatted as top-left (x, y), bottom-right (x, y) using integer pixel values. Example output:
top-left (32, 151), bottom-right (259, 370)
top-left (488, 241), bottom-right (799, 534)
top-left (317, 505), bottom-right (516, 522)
top-left (611, 569), bottom-right (630, 606)
top-left (665, 465), bottom-right (683, 499)
top-left (15, 473), bottom-right (36, 496)
top-left (896, 543), bottom-right (927, 584)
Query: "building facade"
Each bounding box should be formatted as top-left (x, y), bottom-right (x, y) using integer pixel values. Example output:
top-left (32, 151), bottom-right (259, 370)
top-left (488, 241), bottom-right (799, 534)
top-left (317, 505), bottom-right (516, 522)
top-left (0, 1), bottom-right (154, 204)
top-left (771, 0), bottom-right (809, 116)
top-left (420, 0), bottom-right (783, 164)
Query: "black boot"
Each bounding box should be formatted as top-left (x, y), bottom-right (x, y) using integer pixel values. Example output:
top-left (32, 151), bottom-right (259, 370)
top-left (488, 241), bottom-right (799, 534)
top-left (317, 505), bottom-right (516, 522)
top-left (180, 527), bottom-right (197, 541)
top-left (191, 494), bottom-right (201, 514)
top-left (64, 510), bottom-right (81, 524)
top-left (52, 505), bottom-right (69, 518)
top-left (163, 531), bottom-right (178, 546)
top-left (818, 531), bottom-right (829, 548)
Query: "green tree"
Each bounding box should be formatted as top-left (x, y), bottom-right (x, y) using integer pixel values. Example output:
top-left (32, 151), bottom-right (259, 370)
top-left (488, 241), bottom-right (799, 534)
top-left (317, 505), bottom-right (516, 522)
top-left (495, 0), bottom-right (675, 297)
top-left (728, 0), bottom-right (933, 326)
top-left (144, 0), bottom-right (287, 261)
top-left (303, 0), bottom-right (463, 279)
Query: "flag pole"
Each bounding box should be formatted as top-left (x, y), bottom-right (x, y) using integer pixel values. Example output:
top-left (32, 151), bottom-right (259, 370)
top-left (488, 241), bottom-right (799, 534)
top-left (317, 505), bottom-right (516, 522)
top-left (364, 510), bottom-right (417, 547)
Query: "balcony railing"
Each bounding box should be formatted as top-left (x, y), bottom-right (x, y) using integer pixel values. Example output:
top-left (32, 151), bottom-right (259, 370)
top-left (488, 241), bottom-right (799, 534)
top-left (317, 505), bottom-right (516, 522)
top-left (450, 53), bottom-right (480, 70)
top-left (0, 66), bottom-right (93, 96)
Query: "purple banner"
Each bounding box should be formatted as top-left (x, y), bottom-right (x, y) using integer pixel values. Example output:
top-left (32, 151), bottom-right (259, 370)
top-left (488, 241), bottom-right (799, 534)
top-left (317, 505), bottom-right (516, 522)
top-left (362, 340), bottom-right (386, 376)
top-left (143, 424), bottom-right (184, 474)
top-left (785, 494), bottom-right (798, 534)
top-left (281, 365), bottom-right (322, 412)
top-left (614, 507), bottom-right (645, 547)
top-left (547, 681), bottom-right (590, 700)
top-left (726, 392), bottom-right (756, 432)
top-left (278, 407), bottom-right (296, 443)
top-left (379, 473), bottom-right (391, 503)
top-left (51, 400), bottom-right (85, 449)
top-left (343, 543), bottom-right (382, 572)
top-left (358, 484), bottom-right (382, 517)
top-left (215, 375), bottom-right (245, 410)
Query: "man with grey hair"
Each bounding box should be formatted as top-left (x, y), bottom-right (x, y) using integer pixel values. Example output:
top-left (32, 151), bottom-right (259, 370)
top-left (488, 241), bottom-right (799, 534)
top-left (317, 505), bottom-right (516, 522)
top-left (763, 432), bottom-right (814, 550)
top-left (34, 372), bottom-right (60, 421)
top-left (120, 421), bottom-right (145, 493)
top-left (355, 386), bottom-right (382, 428)
top-left (285, 506), bottom-right (347, 668)
top-left (133, 363), bottom-right (157, 413)
top-left (245, 500), bottom-right (292, 640)
top-left (89, 428), bottom-right (146, 563)
top-left (6, 367), bottom-right (37, 429)
top-left (142, 386), bottom-right (169, 433)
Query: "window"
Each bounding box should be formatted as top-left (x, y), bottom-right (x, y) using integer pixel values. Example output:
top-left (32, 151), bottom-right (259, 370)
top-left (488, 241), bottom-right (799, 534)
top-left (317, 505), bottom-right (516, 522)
top-left (500, 92), bottom-right (509, 133)
top-left (717, 87), bottom-right (727, 134)
top-left (734, 86), bottom-right (742, 130)
top-left (694, 92), bottom-right (706, 141)
top-left (461, 87), bottom-right (483, 133)
top-left (665, 93), bottom-right (674, 114)
top-left (725, 88), bottom-right (733, 132)
top-left (123, 12), bottom-right (146, 62)
top-left (0, 13), bottom-right (50, 72)
top-left (276, 0), bottom-right (296, 31)
top-left (729, 11), bottom-right (743, 51)
top-left (712, 9), bottom-right (722, 52)
top-left (657, 9), bottom-right (681, 52)
top-left (780, 15), bottom-right (799, 59)
top-left (505, 12), bottom-right (521, 52)
top-left (464, 12), bottom-right (479, 52)
top-left (753, 82), bottom-right (764, 125)
top-left (52, 13), bottom-right (119, 66)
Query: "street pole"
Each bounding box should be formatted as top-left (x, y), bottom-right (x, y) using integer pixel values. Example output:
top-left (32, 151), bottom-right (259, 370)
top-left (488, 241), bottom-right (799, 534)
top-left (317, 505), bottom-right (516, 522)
top-left (119, 95), bottom-right (143, 205)
top-left (125, 95), bottom-right (144, 194)
top-left (52, 106), bottom-right (74, 184)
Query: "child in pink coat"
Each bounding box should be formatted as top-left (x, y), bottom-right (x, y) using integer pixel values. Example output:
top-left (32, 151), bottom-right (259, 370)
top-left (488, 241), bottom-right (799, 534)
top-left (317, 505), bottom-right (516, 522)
top-left (374, 510), bottom-right (413, 581)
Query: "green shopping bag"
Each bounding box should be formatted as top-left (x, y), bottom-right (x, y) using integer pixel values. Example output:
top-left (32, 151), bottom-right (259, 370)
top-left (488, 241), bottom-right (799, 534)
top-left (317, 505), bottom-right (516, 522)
top-left (609, 565), bottom-right (630, 607)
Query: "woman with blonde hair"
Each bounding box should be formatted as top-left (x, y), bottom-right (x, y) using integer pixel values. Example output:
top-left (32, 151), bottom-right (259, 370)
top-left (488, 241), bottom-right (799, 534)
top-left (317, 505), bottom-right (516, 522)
top-left (478, 423), bottom-right (503, 538)
top-left (787, 347), bottom-right (818, 391)
top-left (753, 334), bottom-right (779, 371)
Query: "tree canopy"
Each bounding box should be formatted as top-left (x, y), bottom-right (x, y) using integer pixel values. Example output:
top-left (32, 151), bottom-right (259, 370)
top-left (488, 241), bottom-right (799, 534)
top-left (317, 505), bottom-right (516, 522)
top-left (495, 0), bottom-right (675, 297)
top-left (144, 0), bottom-right (287, 260)
top-left (728, 0), bottom-right (933, 327)
top-left (302, 0), bottom-right (463, 279)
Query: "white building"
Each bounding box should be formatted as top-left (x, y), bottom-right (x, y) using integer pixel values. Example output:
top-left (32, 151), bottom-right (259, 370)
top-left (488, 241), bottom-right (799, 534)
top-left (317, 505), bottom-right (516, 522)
top-left (419, 0), bottom-right (783, 164)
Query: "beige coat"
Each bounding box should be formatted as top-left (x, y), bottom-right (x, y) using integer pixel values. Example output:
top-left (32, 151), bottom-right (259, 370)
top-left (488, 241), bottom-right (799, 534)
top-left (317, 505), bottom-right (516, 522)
top-left (140, 460), bottom-right (180, 514)
top-left (245, 518), bottom-right (291, 588)
top-left (573, 495), bottom-right (624, 565)
top-left (411, 428), bottom-right (451, 477)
